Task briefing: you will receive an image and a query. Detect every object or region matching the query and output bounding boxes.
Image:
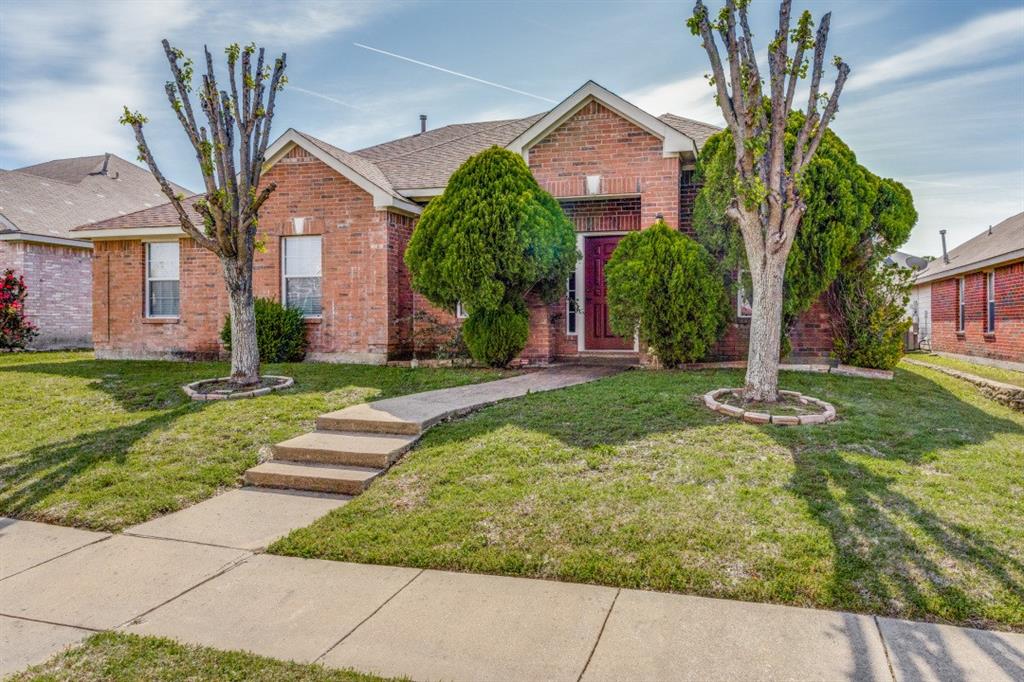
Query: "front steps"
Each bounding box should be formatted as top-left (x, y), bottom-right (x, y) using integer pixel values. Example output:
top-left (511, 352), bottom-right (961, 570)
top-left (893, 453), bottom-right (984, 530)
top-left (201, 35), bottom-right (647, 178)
top-left (243, 367), bottom-right (621, 497)
top-left (245, 461), bottom-right (383, 495)
top-left (244, 427), bottom-right (420, 495)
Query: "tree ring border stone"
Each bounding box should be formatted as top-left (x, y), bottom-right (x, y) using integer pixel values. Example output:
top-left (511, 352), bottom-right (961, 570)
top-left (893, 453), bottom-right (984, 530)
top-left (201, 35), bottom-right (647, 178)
top-left (701, 388), bottom-right (836, 426)
top-left (183, 375), bottom-right (294, 401)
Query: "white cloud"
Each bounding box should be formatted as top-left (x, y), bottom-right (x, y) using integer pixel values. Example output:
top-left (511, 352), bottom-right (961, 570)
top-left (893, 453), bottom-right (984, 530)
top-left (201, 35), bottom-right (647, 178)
top-left (0, 0), bottom-right (398, 167)
top-left (624, 73), bottom-right (725, 125)
top-left (901, 171), bottom-right (1024, 256)
top-left (846, 7), bottom-right (1024, 92)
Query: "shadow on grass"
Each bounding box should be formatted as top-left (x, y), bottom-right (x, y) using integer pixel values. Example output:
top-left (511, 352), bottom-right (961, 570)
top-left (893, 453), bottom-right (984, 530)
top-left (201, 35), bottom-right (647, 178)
top-left (347, 366), bottom-right (1024, 633)
top-left (0, 408), bottom-right (197, 527)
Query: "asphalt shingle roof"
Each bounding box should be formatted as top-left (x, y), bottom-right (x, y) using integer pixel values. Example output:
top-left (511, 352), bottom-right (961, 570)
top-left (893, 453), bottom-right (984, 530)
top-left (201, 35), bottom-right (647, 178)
top-left (78, 194), bottom-right (205, 231)
top-left (71, 103), bottom-right (720, 233)
top-left (0, 154), bottom-right (189, 240)
top-left (915, 211), bottom-right (1024, 283)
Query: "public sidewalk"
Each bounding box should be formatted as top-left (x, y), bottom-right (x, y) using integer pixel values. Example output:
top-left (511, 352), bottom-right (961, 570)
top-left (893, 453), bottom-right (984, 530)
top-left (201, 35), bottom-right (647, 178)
top-left (2, 508), bottom-right (1021, 681)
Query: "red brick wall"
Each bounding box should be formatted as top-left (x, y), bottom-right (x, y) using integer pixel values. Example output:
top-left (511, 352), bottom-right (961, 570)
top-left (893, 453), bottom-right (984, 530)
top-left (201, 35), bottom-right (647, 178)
top-left (93, 146), bottom-right (410, 362)
top-left (527, 100), bottom-right (681, 228)
top-left (560, 197), bottom-right (641, 232)
top-left (0, 240), bottom-right (93, 350)
top-left (930, 262), bottom-right (1024, 362)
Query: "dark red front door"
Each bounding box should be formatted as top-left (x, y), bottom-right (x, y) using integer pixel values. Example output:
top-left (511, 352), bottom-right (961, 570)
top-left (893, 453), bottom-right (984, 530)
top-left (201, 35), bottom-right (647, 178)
top-left (584, 236), bottom-right (633, 350)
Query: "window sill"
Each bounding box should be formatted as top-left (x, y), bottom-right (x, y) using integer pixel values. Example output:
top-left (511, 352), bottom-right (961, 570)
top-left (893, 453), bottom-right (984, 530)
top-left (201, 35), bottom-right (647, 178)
top-left (143, 317), bottom-right (180, 324)
top-left (302, 317), bottom-right (323, 325)
top-left (956, 332), bottom-right (966, 339)
top-left (983, 332), bottom-right (996, 340)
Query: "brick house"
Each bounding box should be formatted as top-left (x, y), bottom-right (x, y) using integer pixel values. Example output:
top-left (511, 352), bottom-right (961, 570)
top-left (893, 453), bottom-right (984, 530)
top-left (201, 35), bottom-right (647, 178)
top-left (73, 81), bottom-right (833, 365)
top-left (911, 212), bottom-right (1024, 364)
top-left (0, 154), bottom-right (188, 349)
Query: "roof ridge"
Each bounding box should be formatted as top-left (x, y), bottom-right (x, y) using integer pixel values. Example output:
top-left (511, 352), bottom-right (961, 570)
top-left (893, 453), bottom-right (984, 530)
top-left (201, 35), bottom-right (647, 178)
top-left (362, 116), bottom-right (540, 163)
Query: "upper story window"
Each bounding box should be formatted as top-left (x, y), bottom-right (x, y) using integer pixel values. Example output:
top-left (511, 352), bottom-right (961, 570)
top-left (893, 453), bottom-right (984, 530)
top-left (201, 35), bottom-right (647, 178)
top-left (737, 269), bottom-right (752, 319)
top-left (566, 274), bottom-right (578, 335)
top-left (282, 235), bottom-right (322, 317)
top-left (957, 277), bottom-right (966, 332)
top-left (986, 271), bottom-right (996, 333)
top-left (145, 241), bottom-right (180, 318)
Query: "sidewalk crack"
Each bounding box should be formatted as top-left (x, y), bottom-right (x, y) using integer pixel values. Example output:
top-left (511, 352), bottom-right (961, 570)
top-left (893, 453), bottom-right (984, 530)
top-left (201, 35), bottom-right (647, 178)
top-left (873, 615), bottom-right (897, 682)
top-left (315, 568), bottom-right (425, 663)
top-left (577, 588), bottom-right (620, 682)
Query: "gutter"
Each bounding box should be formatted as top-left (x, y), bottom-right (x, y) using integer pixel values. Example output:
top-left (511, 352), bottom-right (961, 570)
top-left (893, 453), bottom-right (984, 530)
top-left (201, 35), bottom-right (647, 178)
top-left (0, 231), bottom-right (93, 249)
top-left (914, 249), bottom-right (1024, 284)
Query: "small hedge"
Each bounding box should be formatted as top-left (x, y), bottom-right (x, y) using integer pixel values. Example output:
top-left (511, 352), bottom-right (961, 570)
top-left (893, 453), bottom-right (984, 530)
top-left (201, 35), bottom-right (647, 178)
top-left (605, 222), bottom-right (728, 367)
top-left (462, 301), bottom-right (530, 367)
top-left (221, 297), bottom-right (308, 363)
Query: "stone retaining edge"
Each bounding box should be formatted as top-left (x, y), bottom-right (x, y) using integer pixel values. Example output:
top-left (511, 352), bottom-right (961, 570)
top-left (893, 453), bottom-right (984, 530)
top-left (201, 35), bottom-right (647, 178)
top-left (183, 375), bottom-right (295, 401)
top-left (702, 387), bottom-right (837, 426)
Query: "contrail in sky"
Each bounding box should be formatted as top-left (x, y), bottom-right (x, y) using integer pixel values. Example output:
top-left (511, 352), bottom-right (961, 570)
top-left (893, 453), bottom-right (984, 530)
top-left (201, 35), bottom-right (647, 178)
top-left (290, 86), bottom-right (368, 111)
top-left (353, 42), bottom-right (557, 104)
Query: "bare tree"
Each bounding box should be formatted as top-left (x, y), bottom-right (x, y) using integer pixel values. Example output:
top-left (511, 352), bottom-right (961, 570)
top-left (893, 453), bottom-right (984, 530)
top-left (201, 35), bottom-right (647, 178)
top-left (688, 0), bottom-right (849, 401)
top-left (121, 40), bottom-right (287, 387)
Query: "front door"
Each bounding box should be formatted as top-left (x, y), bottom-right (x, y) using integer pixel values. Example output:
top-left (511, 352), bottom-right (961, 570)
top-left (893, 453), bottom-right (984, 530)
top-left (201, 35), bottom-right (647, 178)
top-left (584, 236), bottom-right (634, 350)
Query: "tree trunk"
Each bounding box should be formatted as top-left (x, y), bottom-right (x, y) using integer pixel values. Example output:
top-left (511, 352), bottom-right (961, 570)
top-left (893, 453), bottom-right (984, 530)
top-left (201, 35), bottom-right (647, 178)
top-left (223, 259), bottom-right (260, 387)
top-left (744, 253), bottom-right (786, 402)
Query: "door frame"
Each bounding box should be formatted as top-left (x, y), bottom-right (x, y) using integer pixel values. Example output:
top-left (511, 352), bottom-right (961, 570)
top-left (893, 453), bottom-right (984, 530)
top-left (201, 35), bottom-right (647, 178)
top-left (575, 231), bottom-right (639, 353)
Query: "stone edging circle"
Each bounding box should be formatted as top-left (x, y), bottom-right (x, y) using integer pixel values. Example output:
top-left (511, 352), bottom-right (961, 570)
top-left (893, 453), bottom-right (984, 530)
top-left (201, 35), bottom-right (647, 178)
top-left (183, 375), bottom-right (294, 401)
top-left (703, 388), bottom-right (836, 426)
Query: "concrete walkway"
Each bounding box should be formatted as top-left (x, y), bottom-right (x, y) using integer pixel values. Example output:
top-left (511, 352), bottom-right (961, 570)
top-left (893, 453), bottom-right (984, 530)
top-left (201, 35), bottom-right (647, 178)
top-left (2, 366), bottom-right (1022, 680)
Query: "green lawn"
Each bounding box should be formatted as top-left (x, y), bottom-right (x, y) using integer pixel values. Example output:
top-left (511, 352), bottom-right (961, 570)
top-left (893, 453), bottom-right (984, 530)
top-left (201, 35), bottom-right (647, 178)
top-left (271, 365), bottom-right (1024, 631)
top-left (906, 352), bottom-right (1024, 387)
top-left (0, 351), bottom-right (508, 531)
top-left (11, 632), bottom-right (398, 682)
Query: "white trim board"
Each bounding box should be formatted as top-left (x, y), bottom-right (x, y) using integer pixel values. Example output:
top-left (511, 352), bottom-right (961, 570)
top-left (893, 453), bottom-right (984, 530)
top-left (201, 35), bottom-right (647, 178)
top-left (0, 232), bottom-right (92, 249)
top-left (507, 80), bottom-right (697, 161)
top-left (264, 129), bottom-right (422, 216)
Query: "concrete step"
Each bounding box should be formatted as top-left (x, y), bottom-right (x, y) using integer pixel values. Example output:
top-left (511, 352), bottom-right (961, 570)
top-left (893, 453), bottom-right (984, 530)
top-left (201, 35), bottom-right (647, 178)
top-left (272, 431), bottom-right (418, 468)
top-left (244, 461), bottom-right (383, 496)
top-left (317, 404), bottom-right (423, 436)
top-left (556, 352), bottom-right (639, 367)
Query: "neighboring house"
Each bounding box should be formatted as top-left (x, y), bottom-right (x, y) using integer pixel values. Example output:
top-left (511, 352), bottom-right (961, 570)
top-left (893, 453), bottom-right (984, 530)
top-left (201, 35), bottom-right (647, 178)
top-left (0, 154), bottom-right (188, 349)
top-left (884, 250), bottom-right (929, 349)
top-left (73, 81), bottom-right (833, 365)
top-left (911, 212), bottom-right (1024, 363)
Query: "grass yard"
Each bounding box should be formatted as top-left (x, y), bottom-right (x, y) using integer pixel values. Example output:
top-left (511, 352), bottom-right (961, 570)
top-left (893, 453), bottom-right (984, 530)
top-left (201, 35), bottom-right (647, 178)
top-left (906, 352), bottom-right (1024, 387)
top-left (10, 632), bottom-right (398, 681)
top-left (0, 351), bottom-right (509, 531)
top-left (272, 364), bottom-right (1024, 631)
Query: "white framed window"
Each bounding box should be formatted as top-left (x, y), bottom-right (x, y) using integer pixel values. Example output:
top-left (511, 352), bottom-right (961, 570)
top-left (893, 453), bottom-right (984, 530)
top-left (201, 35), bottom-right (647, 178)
top-left (737, 269), bottom-right (752, 318)
top-left (566, 275), bottom-right (578, 335)
top-left (456, 301), bottom-right (469, 319)
top-left (986, 271), bottom-right (996, 332)
top-left (282, 235), bottom-right (322, 317)
top-left (145, 241), bottom-right (180, 318)
top-left (957, 277), bottom-right (965, 332)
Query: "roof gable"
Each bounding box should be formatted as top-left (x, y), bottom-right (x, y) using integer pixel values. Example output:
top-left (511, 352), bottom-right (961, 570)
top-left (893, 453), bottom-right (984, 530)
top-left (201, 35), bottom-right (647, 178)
top-left (506, 81), bottom-right (698, 159)
top-left (263, 129), bottom-right (421, 215)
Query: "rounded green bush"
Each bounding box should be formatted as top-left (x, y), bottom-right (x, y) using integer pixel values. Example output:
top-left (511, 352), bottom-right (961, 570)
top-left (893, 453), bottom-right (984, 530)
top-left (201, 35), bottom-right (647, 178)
top-left (404, 146), bottom-right (577, 315)
top-left (461, 301), bottom-right (530, 367)
top-left (605, 221), bottom-right (728, 367)
top-left (221, 297), bottom-right (308, 363)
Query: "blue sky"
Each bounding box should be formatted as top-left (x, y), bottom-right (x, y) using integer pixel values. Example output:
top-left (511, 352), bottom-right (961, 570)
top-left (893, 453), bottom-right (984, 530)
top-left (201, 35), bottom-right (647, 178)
top-left (1, 0), bottom-right (1021, 256)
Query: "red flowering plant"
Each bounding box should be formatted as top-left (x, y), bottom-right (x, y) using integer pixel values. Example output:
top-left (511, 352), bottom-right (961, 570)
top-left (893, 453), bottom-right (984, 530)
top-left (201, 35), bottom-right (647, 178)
top-left (0, 269), bottom-right (37, 350)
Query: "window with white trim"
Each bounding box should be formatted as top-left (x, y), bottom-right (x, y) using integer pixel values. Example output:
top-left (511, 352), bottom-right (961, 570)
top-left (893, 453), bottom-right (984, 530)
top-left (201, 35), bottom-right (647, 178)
top-left (566, 275), bottom-right (578, 335)
top-left (957, 277), bottom-right (965, 332)
top-left (737, 269), bottom-right (752, 318)
top-left (985, 271), bottom-right (996, 332)
top-left (145, 241), bottom-right (180, 318)
top-left (456, 301), bottom-right (469, 319)
top-left (282, 235), bottom-right (322, 317)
